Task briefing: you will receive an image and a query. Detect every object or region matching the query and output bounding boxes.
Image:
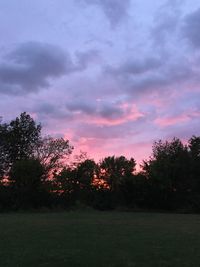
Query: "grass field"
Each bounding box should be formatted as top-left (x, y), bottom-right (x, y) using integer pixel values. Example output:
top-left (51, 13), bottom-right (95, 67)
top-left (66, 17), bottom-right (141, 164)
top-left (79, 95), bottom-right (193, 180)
top-left (1, 211), bottom-right (200, 267)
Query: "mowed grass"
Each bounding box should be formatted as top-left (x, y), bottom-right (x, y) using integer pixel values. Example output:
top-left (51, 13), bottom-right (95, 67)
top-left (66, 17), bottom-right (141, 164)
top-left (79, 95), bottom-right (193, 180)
top-left (1, 211), bottom-right (200, 267)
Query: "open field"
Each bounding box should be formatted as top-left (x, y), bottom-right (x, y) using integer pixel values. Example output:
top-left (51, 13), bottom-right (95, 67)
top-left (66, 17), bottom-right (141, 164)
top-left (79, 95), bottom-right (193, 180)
top-left (1, 211), bottom-right (200, 267)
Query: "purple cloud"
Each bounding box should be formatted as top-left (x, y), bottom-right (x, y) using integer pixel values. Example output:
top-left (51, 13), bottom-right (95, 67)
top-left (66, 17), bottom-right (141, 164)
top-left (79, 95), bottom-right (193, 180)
top-left (1, 0), bottom-right (200, 166)
top-left (0, 42), bottom-right (100, 95)
top-left (80, 0), bottom-right (130, 26)
top-left (0, 42), bottom-right (69, 94)
top-left (182, 7), bottom-right (200, 48)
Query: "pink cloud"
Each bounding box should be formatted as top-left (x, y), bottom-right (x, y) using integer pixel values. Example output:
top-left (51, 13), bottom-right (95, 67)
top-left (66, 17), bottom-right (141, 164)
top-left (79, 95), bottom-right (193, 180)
top-left (154, 110), bottom-right (200, 127)
top-left (70, 136), bottom-right (153, 171)
top-left (74, 103), bottom-right (144, 126)
top-left (155, 114), bottom-right (190, 127)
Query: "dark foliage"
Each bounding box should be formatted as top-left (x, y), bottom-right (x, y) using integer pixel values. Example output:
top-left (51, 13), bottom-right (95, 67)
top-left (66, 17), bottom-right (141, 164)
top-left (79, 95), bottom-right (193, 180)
top-left (9, 159), bottom-right (46, 209)
top-left (0, 121), bottom-right (9, 179)
top-left (1, 112), bottom-right (200, 212)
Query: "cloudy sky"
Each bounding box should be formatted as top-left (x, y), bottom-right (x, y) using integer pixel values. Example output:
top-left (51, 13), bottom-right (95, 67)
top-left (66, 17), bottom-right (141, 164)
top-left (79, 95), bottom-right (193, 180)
top-left (0, 0), bottom-right (200, 165)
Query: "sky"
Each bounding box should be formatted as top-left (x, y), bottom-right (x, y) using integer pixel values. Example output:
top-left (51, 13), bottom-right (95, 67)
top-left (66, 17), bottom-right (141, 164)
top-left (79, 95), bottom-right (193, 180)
top-left (0, 0), bottom-right (200, 166)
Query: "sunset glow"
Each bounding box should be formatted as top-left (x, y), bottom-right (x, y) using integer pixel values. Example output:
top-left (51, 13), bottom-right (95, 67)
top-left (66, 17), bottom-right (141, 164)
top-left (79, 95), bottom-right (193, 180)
top-left (0, 0), bottom-right (200, 166)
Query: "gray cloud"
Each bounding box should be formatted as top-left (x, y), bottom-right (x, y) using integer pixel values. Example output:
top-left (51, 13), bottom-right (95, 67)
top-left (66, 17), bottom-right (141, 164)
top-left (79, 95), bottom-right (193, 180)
top-left (75, 123), bottom-right (137, 140)
top-left (30, 99), bottom-right (129, 128)
top-left (81, 0), bottom-right (130, 26)
top-left (105, 54), bottom-right (199, 98)
top-left (151, 0), bottom-right (182, 45)
top-left (35, 103), bottom-right (58, 115)
top-left (107, 57), bottom-right (162, 76)
top-left (152, 16), bottom-right (178, 45)
top-left (0, 42), bottom-right (100, 95)
top-left (32, 102), bottom-right (75, 121)
top-left (67, 101), bottom-right (96, 115)
top-left (0, 42), bottom-right (70, 94)
top-left (182, 7), bottom-right (200, 48)
top-left (99, 103), bottom-right (126, 119)
top-left (66, 100), bottom-right (128, 120)
top-left (131, 63), bottom-right (195, 90)
top-left (75, 49), bottom-right (100, 71)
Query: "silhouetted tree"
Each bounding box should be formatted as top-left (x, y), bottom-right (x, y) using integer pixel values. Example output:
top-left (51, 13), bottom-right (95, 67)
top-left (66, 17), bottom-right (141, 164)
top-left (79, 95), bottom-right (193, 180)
top-left (53, 167), bottom-right (79, 207)
top-left (189, 136), bottom-right (200, 184)
top-left (2, 111), bottom-right (200, 212)
top-left (76, 159), bottom-right (97, 204)
top-left (9, 159), bottom-right (47, 209)
top-left (77, 159), bottom-right (97, 189)
top-left (119, 172), bottom-right (148, 208)
top-left (53, 156), bottom-right (97, 207)
top-left (0, 113), bottom-right (73, 209)
top-left (0, 112), bottom-right (42, 180)
top-left (100, 156), bottom-right (136, 191)
top-left (99, 156), bottom-right (136, 206)
top-left (187, 136), bottom-right (200, 210)
top-left (0, 121), bottom-right (9, 179)
top-left (34, 136), bottom-right (73, 177)
top-left (142, 138), bottom-right (190, 210)
top-left (7, 112), bottom-right (41, 163)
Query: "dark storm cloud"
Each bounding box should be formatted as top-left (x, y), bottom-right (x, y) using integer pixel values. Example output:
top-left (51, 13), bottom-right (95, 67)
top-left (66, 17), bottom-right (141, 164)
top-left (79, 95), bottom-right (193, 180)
top-left (81, 0), bottom-right (130, 26)
top-left (0, 42), bottom-right (99, 95)
top-left (182, 7), bottom-right (200, 48)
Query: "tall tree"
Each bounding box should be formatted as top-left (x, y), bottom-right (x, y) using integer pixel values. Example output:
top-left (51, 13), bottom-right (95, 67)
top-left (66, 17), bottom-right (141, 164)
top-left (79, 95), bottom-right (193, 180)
top-left (142, 138), bottom-right (190, 209)
top-left (189, 136), bottom-right (200, 182)
top-left (99, 156), bottom-right (136, 206)
top-left (77, 159), bottom-right (97, 190)
top-left (188, 136), bottom-right (200, 210)
top-left (34, 136), bottom-right (73, 178)
top-left (7, 112), bottom-right (41, 163)
top-left (53, 156), bottom-right (96, 206)
top-left (0, 120), bottom-right (9, 179)
top-left (100, 156), bottom-right (136, 192)
top-left (9, 159), bottom-right (46, 208)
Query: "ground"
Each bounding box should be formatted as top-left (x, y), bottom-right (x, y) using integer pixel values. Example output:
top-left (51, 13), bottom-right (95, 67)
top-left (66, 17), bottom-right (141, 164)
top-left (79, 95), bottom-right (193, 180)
top-left (0, 211), bottom-right (200, 267)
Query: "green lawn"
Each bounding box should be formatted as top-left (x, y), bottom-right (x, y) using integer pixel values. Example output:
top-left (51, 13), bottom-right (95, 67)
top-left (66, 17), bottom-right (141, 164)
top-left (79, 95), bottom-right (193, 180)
top-left (0, 211), bottom-right (200, 267)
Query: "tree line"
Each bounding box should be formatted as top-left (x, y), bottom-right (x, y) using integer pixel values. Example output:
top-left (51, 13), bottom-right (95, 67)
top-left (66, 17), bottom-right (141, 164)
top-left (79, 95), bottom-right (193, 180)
top-left (0, 112), bottom-right (200, 212)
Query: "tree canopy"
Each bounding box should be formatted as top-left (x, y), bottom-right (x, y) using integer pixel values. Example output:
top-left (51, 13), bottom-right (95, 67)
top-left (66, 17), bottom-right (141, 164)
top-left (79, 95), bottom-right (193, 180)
top-left (0, 112), bottom-right (200, 212)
